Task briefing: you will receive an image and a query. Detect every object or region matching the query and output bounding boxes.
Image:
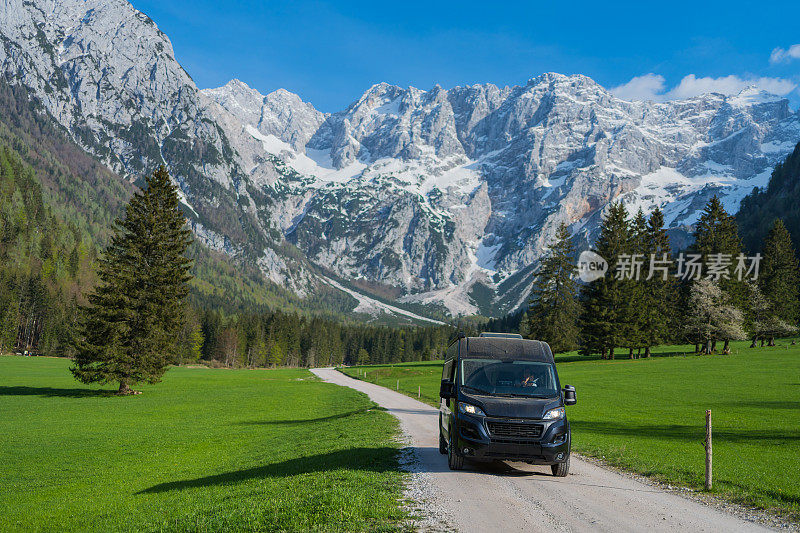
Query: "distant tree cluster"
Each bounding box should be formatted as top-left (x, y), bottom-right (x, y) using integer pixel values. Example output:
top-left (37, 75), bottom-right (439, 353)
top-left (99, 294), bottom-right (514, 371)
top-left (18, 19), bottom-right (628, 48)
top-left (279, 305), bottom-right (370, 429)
top-left (521, 196), bottom-right (799, 357)
top-left (191, 309), bottom-right (453, 369)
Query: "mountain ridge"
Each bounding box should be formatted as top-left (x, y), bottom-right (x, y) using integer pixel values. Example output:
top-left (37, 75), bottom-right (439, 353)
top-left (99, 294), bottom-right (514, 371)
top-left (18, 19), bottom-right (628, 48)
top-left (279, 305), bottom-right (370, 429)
top-left (3, 0), bottom-right (799, 318)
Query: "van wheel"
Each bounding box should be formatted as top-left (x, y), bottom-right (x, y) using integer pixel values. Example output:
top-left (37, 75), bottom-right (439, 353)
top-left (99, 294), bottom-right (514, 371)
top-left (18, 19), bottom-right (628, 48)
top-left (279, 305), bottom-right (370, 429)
top-left (448, 429), bottom-right (464, 470)
top-left (551, 455), bottom-right (570, 477)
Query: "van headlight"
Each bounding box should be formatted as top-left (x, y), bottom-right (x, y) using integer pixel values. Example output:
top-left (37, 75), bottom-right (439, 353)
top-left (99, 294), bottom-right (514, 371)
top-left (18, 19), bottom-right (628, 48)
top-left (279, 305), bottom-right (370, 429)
top-left (458, 403), bottom-right (485, 416)
top-left (543, 407), bottom-right (565, 420)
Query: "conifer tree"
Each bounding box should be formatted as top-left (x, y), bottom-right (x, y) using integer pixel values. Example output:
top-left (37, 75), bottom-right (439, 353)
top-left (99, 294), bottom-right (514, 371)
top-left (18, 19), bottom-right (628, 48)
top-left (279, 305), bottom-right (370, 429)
top-left (579, 203), bottom-right (630, 359)
top-left (71, 166), bottom-right (193, 394)
top-left (691, 196), bottom-right (745, 352)
top-left (641, 207), bottom-right (675, 356)
top-left (693, 196), bottom-right (745, 297)
top-left (622, 209), bottom-right (648, 358)
top-left (760, 218), bottom-right (800, 327)
top-left (746, 282), bottom-right (797, 347)
top-left (526, 222), bottom-right (580, 353)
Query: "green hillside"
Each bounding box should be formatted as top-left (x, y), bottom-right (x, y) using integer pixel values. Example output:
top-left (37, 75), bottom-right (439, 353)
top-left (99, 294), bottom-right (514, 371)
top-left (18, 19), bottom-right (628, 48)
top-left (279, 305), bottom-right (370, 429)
top-left (738, 141), bottom-right (800, 255)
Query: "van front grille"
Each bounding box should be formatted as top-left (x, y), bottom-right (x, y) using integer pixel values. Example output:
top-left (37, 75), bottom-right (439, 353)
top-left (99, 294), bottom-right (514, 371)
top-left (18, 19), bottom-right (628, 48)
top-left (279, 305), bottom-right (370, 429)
top-left (486, 421), bottom-right (543, 440)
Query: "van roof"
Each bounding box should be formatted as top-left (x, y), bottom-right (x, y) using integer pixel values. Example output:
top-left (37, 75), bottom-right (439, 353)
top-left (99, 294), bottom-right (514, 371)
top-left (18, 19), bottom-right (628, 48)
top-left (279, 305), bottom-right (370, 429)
top-left (478, 332), bottom-right (523, 339)
top-left (456, 337), bottom-right (554, 363)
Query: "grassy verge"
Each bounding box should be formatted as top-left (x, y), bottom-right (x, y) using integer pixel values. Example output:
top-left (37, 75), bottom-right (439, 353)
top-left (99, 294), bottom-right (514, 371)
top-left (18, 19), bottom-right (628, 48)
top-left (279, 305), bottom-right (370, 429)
top-left (341, 339), bottom-right (800, 521)
top-left (0, 356), bottom-right (407, 532)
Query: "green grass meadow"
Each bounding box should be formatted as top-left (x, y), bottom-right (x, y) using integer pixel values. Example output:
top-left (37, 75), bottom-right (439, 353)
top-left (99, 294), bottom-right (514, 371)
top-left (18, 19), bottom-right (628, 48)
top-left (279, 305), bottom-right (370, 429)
top-left (342, 340), bottom-right (800, 520)
top-left (0, 357), bottom-right (407, 532)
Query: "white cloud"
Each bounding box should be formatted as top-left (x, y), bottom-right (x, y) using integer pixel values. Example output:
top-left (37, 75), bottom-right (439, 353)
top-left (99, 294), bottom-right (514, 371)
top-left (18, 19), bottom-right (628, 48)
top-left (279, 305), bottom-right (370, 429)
top-left (612, 73), bottom-right (796, 102)
top-left (667, 74), bottom-right (796, 99)
top-left (610, 73), bottom-right (665, 101)
top-left (770, 44), bottom-right (800, 64)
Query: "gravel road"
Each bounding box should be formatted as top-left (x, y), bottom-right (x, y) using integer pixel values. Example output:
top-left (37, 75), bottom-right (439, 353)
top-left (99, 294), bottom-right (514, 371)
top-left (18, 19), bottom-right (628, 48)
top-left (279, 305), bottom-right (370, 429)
top-left (311, 367), bottom-right (772, 533)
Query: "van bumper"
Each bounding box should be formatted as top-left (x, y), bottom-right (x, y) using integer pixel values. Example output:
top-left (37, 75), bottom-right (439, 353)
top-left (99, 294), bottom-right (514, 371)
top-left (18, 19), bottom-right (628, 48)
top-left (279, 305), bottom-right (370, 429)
top-left (454, 415), bottom-right (570, 464)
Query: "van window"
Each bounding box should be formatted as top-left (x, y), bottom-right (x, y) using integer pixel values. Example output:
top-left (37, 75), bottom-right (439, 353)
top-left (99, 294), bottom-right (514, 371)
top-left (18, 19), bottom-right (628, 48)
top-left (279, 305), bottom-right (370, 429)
top-left (459, 359), bottom-right (558, 398)
top-left (442, 342), bottom-right (457, 380)
top-left (442, 358), bottom-right (453, 381)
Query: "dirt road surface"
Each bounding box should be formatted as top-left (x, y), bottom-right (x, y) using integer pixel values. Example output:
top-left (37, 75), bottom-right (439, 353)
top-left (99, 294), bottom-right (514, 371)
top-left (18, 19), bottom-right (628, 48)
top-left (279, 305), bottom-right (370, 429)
top-left (311, 367), bottom-right (772, 533)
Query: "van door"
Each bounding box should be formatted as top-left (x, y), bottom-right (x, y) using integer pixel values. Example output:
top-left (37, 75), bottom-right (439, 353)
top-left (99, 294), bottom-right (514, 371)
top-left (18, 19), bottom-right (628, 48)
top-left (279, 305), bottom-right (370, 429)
top-left (440, 343), bottom-right (457, 439)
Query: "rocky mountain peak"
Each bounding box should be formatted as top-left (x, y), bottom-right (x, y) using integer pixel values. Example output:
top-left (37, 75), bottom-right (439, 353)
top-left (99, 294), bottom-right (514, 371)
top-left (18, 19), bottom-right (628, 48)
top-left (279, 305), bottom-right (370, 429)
top-left (4, 0), bottom-right (800, 319)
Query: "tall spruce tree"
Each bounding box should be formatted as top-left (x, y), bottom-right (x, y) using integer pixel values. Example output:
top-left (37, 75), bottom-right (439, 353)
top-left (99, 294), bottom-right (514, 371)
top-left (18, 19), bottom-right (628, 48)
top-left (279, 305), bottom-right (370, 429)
top-left (690, 196), bottom-right (745, 353)
top-left (760, 218), bottom-right (800, 327)
top-left (579, 202), bottom-right (630, 359)
top-left (71, 166), bottom-right (193, 394)
top-left (622, 209), bottom-right (648, 358)
top-left (641, 207), bottom-right (675, 356)
top-left (526, 222), bottom-right (581, 353)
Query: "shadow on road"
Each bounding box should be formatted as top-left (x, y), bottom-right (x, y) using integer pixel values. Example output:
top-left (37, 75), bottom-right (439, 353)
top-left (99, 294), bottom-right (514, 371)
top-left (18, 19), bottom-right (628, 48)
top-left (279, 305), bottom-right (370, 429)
top-left (409, 446), bottom-right (667, 493)
top-left (0, 386), bottom-right (113, 398)
top-left (385, 408), bottom-right (436, 415)
top-left (407, 446), bottom-right (550, 477)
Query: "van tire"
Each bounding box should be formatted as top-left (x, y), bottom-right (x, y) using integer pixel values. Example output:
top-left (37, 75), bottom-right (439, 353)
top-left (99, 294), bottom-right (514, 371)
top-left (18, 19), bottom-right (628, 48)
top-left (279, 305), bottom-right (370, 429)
top-left (551, 455), bottom-right (570, 477)
top-left (448, 429), bottom-right (464, 470)
top-left (439, 431), bottom-right (447, 455)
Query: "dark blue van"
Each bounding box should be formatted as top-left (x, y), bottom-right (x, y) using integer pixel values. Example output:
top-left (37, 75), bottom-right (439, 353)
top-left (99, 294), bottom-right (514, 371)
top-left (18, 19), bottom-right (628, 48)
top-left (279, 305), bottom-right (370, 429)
top-left (438, 333), bottom-right (577, 475)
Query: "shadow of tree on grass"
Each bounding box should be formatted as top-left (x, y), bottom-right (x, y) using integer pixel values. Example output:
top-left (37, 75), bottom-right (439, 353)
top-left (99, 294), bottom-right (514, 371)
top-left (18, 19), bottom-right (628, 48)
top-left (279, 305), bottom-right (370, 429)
top-left (234, 408), bottom-right (374, 426)
top-left (572, 420), bottom-right (800, 445)
top-left (0, 386), bottom-right (114, 398)
top-left (138, 447), bottom-right (399, 494)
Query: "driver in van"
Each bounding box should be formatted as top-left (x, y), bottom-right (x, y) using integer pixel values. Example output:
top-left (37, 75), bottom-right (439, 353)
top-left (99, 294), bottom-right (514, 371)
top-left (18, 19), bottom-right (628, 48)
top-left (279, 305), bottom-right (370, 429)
top-left (520, 366), bottom-right (540, 387)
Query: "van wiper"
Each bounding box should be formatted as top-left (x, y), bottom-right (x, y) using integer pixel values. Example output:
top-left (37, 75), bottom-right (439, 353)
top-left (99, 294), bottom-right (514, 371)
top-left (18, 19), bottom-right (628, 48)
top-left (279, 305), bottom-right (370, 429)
top-left (496, 393), bottom-right (552, 399)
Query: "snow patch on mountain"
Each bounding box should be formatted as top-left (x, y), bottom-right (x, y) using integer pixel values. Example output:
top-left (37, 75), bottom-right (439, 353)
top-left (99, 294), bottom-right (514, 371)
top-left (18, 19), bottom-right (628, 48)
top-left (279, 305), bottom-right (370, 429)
top-left (321, 276), bottom-right (445, 324)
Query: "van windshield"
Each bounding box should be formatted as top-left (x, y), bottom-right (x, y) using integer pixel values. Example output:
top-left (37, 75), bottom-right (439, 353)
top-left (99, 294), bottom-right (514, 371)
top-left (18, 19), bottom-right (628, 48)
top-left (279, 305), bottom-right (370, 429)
top-left (459, 359), bottom-right (559, 398)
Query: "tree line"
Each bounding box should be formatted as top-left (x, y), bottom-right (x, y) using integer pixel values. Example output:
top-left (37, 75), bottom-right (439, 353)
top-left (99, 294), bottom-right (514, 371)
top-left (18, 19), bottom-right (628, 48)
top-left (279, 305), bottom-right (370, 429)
top-left (191, 309), bottom-right (454, 369)
top-left (524, 197), bottom-right (799, 358)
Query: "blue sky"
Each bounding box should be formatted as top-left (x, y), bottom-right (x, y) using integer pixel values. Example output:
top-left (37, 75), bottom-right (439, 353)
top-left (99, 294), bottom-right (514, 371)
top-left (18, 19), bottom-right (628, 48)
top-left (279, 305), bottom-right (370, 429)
top-left (130, 0), bottom-right (800, 112)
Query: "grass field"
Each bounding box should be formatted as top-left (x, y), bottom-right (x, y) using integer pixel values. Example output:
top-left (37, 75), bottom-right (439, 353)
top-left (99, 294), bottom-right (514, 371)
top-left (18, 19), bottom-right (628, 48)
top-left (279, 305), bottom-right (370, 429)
top-left (0, 357), bottom-right (407, 532)
top-left (341, 340), bottom-right (800, 520)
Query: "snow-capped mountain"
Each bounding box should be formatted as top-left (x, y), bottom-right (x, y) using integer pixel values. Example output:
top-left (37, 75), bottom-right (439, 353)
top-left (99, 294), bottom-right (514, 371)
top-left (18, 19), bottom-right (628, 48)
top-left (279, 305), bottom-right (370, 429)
top-left (3, 0), bottom-right (799, 317)
top-left (207, 76), bottom-right (800, 314)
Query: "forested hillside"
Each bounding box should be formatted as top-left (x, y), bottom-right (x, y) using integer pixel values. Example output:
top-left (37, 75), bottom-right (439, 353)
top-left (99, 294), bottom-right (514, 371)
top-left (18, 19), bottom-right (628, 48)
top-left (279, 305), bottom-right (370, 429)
top-left (738, 142), bottom-right (800, 255)
top-left (0, 77), bottom-right (455, 363)
top-left (0, 143), bottom-right (91, 354)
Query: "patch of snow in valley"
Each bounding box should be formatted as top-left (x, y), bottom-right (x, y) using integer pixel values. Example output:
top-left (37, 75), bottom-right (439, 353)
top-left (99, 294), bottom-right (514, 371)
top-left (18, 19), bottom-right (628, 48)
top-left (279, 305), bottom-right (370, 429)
top-left (322, 276), bottom-right (445, 325)
top-left (246, 125), bottom-right (367, 184)
top-left (475, 239), bottom-right (502, 271)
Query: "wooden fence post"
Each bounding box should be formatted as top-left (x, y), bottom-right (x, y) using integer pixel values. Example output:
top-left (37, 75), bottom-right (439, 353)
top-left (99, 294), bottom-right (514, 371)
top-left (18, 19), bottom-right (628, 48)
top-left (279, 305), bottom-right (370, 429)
top-left (705, 410), bottom-right (712, 490)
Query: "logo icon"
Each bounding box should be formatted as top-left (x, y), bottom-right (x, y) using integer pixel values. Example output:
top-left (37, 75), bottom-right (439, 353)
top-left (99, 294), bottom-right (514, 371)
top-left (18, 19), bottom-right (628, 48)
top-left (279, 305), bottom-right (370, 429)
top-left (577, 250), bottom-right (608, 282)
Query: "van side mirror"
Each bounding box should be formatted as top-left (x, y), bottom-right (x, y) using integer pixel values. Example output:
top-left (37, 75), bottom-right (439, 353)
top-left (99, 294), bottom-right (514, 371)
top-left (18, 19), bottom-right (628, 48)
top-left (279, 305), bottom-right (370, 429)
top-left (440, 379), bottom-right (454, 399)
top-left (563, 385), bottom-right (577, 406)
